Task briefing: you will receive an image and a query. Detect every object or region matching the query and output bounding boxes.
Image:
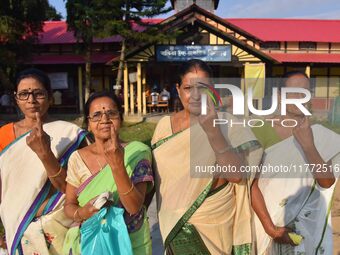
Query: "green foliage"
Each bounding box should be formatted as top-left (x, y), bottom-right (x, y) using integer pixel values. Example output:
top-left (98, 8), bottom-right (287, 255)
top-left (0, 0), bottom-right (60, 89)
top-left (45, 5), bottom-right (63, 21)
top-left (66, 0), bottom-right (171, 45)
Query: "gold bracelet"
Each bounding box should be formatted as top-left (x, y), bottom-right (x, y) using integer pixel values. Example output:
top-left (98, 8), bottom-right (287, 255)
top-left (73, 208), bottom-right (82, 222)
top-left (73, 208), bottom-right (79, 222)
top-left (119, 183), bottom-right (134, 196)
top-left (48, 166), bottom-right (63, 178)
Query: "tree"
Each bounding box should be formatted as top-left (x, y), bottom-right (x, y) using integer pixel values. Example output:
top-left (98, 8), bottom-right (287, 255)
top-left (46, 5), bottom-right (63, 21)
top-left (0, 0), bottom-right (61, 90)
top-left (66, 0), bottom-right (124, 104)
top-left (113, 0), bottom-right (172, 94)
top-left (65, 0), bottom-right (171, 105)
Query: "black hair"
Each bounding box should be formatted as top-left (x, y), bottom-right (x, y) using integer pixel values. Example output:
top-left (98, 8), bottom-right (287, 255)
top-left (15, 68), bottom-right (52, 96)
top-left (84, 91), bottom-right (123, 128)
top-left (282, 70), bottom-right (309, 80)
top-left (279, 70), bottom-right (310, 90)
top-left (176, 59), bottom-right (213, 86)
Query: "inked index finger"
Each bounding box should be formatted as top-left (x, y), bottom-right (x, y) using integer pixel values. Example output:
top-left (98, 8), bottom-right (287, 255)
top-left (35, 112), bottom-right (43, 132)
top-left (110, 122), bottom-right (117, 141)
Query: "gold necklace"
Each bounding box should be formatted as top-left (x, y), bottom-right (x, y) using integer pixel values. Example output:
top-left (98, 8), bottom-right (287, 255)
top-left (95, 157), bottom-right (105, 171)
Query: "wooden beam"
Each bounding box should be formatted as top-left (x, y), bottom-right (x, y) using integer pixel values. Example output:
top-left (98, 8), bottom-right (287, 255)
top-left (124, 63), bottom-right (129, 115)
top-left (142, 66), bottom-right (147, 115)
top-left (305, 65), bottom-right (311, 78)
top-left (130, 80), bottom-right (135, 115)
top-left (137, 63), bottom-right (142, 115)
top-left (77, 66), bottom-right (83, 113)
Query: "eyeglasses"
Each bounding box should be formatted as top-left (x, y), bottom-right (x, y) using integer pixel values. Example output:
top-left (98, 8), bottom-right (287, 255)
top-left (88, 110), bottom-right (120, 122)
top-left (15, 89), bottom-right (48, 101)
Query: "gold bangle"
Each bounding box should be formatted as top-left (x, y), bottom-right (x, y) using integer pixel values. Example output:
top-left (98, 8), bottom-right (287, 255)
top-left (119, 183), bottom-right (134, 196)
top-left (73, 208), bottom-right (82, 222)
top-left (73, 208), bottom-right (79, 222)
top-left (48, 166), bottom-right (63, 178)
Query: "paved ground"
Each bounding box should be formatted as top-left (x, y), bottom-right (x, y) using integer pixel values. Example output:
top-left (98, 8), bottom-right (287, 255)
top-left (147, 196), bottom-right (164, 255)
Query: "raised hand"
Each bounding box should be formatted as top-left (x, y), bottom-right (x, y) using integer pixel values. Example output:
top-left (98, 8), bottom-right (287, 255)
top-left (26, 112), bottom-right (52, 158)
top-left (103, 122), bottom-right (124, 171)
top-left (293, 117), bottom-right (314, 150)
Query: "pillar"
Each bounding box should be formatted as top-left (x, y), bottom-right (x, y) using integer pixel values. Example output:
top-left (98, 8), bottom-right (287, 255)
top-left (142, 66), bottom-right (147, 115)
top-left (130, 79), bottom-right (135, 115)
top-left (78, 66), bottom-right (84, 113)
top-left (305, 65), bottom-right (311, 78)
top-left (124, 63), bottom-right (129, 115)
top-left (137, 63), bottom-right (142, 115)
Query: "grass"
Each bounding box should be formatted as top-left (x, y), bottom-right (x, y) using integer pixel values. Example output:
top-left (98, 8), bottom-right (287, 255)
top-left (119, 121), bottom-right (157, 146)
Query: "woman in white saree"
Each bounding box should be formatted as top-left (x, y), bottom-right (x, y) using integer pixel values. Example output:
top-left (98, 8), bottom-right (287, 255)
top-left (251, 71), bottom-right (340, 255)
top-left (0, 69), bottom-right (86, 255)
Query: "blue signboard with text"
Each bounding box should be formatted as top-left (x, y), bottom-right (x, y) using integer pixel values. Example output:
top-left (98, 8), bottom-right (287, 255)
top-left (156, 45), bottom-right (231, 62)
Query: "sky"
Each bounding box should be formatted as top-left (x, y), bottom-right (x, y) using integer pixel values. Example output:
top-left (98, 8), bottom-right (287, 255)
top-left (49, 0), bottom-right (340, 20)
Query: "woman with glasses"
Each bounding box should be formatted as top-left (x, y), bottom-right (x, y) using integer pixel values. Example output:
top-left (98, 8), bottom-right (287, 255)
top-left (0, 68), bottom-right (86, 255)
top-left (63, 92), bottom-right (153, 255)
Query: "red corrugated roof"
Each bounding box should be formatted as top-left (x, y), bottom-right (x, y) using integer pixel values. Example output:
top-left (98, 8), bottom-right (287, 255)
top-left (226, 18), bottom-right (340, 43)
top-left (39, 21), bottom-right (122, 44)
top-left (39, 19), bottom-right (340, 45)
top-left (28, 53), bottom-right (117, 64)
top-left (38, 20), bottom-right (162, 44)
top-left (269, 53), bottom-right (340, 63)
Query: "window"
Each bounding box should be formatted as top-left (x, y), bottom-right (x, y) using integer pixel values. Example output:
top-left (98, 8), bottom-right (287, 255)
top-left (61, 44), bottom-right (74, 53)
top-left (48, 44), bottom-right (60, 53)
top-left (299, 42), bottom-right (316, 50)
top-left (260, 42), bottom-right (280, 50)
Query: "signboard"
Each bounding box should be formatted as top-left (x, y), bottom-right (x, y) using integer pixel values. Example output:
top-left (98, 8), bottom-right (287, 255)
top-left (48, 72), bottom-right (68, 89)
top-left (156, 45), bottom-right (231, 62)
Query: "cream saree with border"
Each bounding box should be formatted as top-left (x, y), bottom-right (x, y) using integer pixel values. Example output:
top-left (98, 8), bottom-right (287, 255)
top-left (152, 113), bottom-right (263, 255)
top-left (0, 121), bottom-right (86, 255)
top-left (254, 124), bottom-right (340, 255)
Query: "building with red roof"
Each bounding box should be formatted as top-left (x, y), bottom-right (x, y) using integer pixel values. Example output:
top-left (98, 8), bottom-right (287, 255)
top-left (23, 0), bottom-right (340, 115)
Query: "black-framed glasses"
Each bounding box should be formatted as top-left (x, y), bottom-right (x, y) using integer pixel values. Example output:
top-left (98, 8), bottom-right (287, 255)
top-left (15, 89), bottom-right (48, 101)
top-left (88, 110), bottom-right (120, 122)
